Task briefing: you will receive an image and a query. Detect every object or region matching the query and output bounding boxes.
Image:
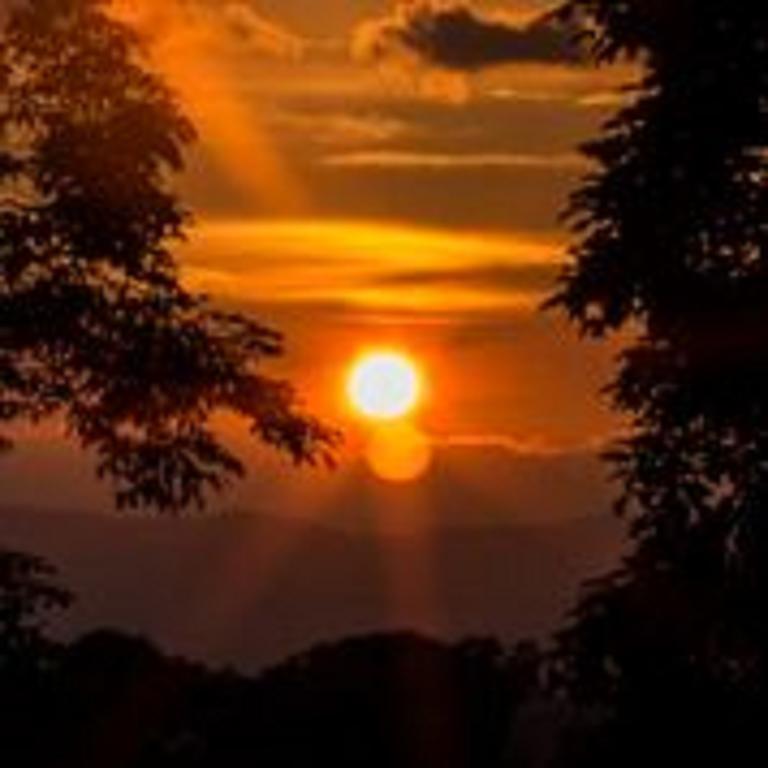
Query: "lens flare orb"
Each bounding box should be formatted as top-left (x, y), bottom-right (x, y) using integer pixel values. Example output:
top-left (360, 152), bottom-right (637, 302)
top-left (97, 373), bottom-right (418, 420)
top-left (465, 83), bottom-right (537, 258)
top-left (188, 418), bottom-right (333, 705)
top-left (365, 423), bottom-right (433, 483)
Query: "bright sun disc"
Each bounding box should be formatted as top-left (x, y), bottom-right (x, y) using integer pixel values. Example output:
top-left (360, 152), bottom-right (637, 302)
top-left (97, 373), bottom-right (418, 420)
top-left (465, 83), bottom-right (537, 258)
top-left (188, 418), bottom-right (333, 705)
top-left (347, 351), bottom-right (422, 421)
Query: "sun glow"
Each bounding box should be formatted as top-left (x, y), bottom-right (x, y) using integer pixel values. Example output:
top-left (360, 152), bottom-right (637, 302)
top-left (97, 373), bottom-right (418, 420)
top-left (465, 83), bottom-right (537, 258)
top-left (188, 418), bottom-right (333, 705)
top-left (346, 351), bottom-right (432, 483)
top-left (365, 423), bottom-right (433, 483)
top-left (347, 351), bottom-right (422, 421)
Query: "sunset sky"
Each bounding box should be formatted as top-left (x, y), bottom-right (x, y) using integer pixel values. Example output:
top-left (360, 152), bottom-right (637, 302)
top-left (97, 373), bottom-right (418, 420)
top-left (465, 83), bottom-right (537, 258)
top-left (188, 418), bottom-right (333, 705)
top-left (0, 2), bottom-right (638, 662)
top-left (0, 11), bottom-right (760, 759)
top-left (1, 0), bottom-right (633, 524)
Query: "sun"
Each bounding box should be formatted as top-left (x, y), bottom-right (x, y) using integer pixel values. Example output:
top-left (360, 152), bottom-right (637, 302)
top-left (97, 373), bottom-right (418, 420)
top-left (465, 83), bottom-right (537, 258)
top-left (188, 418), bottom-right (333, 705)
top-left (347, 351), bottom-right (423, 421)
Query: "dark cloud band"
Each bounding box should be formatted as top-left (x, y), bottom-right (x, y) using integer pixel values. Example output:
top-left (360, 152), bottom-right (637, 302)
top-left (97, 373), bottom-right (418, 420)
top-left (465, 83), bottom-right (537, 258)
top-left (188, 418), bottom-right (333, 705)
top-left (355, 1), bottom-right (582, 72)
top-left (373, 261), bottom-right (558, 294)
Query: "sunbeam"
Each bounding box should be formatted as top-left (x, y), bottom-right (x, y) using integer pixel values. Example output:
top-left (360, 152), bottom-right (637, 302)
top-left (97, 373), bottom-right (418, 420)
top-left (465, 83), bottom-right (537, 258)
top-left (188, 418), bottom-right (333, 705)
top-left (110, 0), bottom-right (308, 214)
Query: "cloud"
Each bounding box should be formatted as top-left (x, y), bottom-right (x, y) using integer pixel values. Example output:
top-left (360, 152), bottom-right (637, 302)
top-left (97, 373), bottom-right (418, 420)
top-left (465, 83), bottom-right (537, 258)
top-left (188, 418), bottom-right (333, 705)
top-left (220, 2), bottom-right (304, 59)
top-left (267, 110), bottom-right (412, 147)
top-left (321, 150), bottom-right (587, 171)
top-left (111, 0), bottom-right (305, 61)
top-left (179, 218), bottom-right (561, 315)
top-left (372, 262), bottom-right (559, 294)
top-left (433, 432), bottom-right (608, 458)
top-left (353, 1), bottom-right (581, 73)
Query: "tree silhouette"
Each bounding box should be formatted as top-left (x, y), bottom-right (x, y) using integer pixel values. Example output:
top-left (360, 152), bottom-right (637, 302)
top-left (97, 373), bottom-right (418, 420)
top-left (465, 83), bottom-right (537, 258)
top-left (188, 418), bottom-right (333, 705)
top-left (0, 548), bottom-right (72, 671)
top-left (246, 633), bottom-right (516, 768)
top-left (0, 628), bottom-right (552, 768)
top-left (0, 0), bottom-right (337, 512)
top-left (548, 0), bottom-right (767, 762)
top-left (0, 549), bottom-right (72, 767)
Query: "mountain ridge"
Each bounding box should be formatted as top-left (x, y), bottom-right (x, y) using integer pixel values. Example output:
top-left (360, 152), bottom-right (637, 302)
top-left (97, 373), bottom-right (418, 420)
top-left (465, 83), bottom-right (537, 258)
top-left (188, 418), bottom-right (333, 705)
top-left (0, 506), bottom-right (623, 672)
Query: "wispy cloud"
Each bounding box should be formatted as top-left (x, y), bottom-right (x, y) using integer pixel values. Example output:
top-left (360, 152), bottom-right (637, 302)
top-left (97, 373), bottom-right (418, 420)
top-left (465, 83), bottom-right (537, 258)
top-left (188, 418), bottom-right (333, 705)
top-left (433, 432), bottom-right (610, 457)
top-left (112, 0), bottom-right (306, 61)
top-left (180, 219), bottom-right (561, 314)
top-left (321, 150), bottom-right (588, 171)
top-left (220, 2), bottom-right (305, 59)
top-left (372, 262), bottom-right (558, 293)
top-left (267, 110), bottom-right (412, 147)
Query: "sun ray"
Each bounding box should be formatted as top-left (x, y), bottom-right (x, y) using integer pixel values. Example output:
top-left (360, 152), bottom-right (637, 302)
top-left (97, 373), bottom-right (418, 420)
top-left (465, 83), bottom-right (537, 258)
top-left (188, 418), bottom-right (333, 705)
top-left (370, 479), bottom-right (443, 635)
top-left (110, 0), bottom-right (308, 214)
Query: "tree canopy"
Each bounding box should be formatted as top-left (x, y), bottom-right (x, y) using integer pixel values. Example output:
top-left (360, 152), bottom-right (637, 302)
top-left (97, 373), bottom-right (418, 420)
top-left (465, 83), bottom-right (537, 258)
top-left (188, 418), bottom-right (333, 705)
top-left (0, 0), bottom-right (337, 512)
top-left (549, 0), bottom-right (768, 761)
top-left (0, 548), bottom-right (72, 672)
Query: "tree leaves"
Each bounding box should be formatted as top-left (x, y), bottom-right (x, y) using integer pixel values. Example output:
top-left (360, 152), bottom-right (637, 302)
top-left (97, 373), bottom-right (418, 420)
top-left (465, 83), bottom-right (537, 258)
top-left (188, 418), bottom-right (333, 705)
top-left (549, 1), bottom-right (768, 761)
top-left (0, 0), bottom-right (339, 512)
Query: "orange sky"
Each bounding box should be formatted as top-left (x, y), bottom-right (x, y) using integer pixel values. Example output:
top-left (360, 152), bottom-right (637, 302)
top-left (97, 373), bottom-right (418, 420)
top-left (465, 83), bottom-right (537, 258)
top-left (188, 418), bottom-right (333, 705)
top-left (4, 0), bottom-right (633, 525)
top-left (0, 2), bottom-right (647, 673)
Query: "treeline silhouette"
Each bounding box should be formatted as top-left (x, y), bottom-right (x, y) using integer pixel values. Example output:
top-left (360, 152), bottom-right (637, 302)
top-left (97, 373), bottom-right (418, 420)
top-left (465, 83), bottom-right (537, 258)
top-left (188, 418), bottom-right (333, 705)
top-left (1, 540), bottom-right (765, 767)
top-left (0, 550), bottom-right (549, 767)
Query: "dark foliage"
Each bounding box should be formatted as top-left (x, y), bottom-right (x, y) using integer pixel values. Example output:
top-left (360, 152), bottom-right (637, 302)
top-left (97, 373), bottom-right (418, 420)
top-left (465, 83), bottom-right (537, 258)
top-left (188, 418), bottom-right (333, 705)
top-left (0, 0), bottom-right (337, 512)
top-left (0, 618), bottom-right (554, 768)
top-left (0, 544), bottom-right (566, 767)
top-left (0, 548), bottom-right (72, 670)
top-left (548, 0), bottom-right (768, 763)
top-left (247, 633), bottom-right (523, 768)
top-left (0, 549), bottom-right (73, 767)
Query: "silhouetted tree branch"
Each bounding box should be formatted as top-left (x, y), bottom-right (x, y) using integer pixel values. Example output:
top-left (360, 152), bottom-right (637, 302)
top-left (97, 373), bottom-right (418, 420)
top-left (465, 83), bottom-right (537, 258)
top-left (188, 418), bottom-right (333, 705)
top-left (0, 0), bottom-right (338, 512)
top-left (0, 549), bottom-right (72, 672)
top-left (548, 1), bottom-right (767, 763)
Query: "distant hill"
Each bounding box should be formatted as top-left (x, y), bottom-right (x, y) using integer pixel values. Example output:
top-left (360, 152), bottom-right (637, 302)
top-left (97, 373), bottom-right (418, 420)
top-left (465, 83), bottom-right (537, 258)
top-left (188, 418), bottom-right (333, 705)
top-left (0, 440), bottom-right (616, 531)
top-left (0, 508), bottom-right (623, 672)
